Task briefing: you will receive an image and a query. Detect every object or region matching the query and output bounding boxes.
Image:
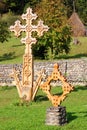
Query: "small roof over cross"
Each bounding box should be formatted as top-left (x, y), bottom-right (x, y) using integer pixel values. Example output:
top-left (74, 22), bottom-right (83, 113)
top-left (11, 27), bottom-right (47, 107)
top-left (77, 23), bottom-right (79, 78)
top-left (10, 7), bottom-right (49, 47)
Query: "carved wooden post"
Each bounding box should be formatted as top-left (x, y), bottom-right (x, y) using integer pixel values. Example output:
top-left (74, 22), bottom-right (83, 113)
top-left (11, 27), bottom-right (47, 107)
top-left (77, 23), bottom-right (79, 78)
top-left (10, 7), bottom-right (49, 102)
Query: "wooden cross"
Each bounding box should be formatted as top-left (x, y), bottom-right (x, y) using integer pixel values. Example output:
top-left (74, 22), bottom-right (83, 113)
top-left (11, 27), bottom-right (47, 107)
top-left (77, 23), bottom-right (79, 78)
top-left (10, 7), bottom-right (49, 101)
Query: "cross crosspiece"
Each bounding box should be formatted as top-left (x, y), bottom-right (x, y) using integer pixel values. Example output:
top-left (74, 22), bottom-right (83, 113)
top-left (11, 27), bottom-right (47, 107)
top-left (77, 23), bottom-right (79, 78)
top-left (10, 7), bottom-right (49, 54)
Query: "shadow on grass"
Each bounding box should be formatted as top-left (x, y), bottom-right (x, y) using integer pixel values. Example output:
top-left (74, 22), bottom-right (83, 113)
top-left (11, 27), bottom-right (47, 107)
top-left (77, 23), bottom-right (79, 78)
top-left (56, 53), bottom-right (87, 59)
top-left (78, 111), bottom-right (87, 117)
top-left (12, 44), bottom-right (24, 47)
top-left (67, 110), bottom-right (87, 123)
top-left (34, 95), bottom-right (48, 102)
top-left (74, 86), bottom-right (87, 92)
top-left (79, 111), bottom-right (87, 117)
top-left (67, 112), bottom-right (78, 123)
top-left (0, 52), bottom-right (16, 61)
top-left (67, 112), bottom-right (77, 123)
top-left (0, 86), bottom-right (16, 91)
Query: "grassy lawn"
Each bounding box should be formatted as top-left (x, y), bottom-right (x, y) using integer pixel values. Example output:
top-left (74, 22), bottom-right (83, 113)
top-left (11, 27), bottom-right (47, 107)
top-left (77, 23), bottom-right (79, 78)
top-left (0, 36), bottom-right (87, 64)
top-left (0, 86), bottom-right (87, 130)
top-left (58, 37), bottom-right (87, 59)
top-left (0, 35), bottom-right (24, 64)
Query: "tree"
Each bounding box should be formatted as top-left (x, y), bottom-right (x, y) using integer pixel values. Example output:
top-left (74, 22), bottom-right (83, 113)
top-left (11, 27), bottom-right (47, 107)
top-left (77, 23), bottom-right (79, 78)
top-left (0, 21), bottom-right (10, 43)
top-left (0, 0), bottom-right (8, 15)
top-left (2, 0), bottom-right (41, 14)
top-left (62, 0), bottom-right (87, 26)
top-left (62, 0), bottom-right (73, 18)
top-left (33, 0), bottom-right (72, 59)
top-left (76, 0), bottom-right (87, 26)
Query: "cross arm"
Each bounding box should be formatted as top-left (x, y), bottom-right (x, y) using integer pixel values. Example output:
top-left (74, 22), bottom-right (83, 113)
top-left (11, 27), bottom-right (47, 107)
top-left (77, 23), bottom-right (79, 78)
top-left (9, 20), bottom-right (25, 37)
top-left (30, 20), bottom-right (49, 37)
top-left (36, 20), bottom-right (49, 36)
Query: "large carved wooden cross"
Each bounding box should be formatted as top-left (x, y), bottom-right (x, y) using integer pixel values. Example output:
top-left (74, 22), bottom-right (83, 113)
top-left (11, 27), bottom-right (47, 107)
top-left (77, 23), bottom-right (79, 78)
top-left (10, 7), bottom-right (49, 101)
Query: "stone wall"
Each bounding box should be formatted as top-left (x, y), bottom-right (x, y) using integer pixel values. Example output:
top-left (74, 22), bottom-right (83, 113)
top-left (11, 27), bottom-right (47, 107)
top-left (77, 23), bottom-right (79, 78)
top-left (0, 58), bottom-right (87, 86)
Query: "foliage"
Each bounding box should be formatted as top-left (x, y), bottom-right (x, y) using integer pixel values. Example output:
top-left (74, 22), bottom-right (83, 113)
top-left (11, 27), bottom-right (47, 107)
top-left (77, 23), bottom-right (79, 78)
top-left (62, 0), bottom-right (73, 18)
top-left (32, 43), bottom-right (47, 59)
top-left (0, 21), bottom-right (10, 43)
top-left (2, 0), bottom-right (41, 14)
top-left (33, 26), bottom-right (71, 59)
top-left (23, 0), bottom-right (41, 13)
top-left (1, 11), bottom-right (20, 26)
top-left (76, 0), bottom-right (87, 26)
top-left (0, 86), bottom-right (87, 130)
top-left (0, 0), bottom-right (8, 14)
top-left (0, 0), bottom-right (87, 25)
top-left (32, 0), bottom-right (72, 59)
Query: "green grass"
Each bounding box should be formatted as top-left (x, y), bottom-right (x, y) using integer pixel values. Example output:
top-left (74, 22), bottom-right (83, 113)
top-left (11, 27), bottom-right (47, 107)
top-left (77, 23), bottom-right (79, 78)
top-left (0, 36), bottom-right (87, 64)
top-left (0, 86), bottom-right (87, 130)
top-left (0, 35), bottom-right (25, 64)
top-left (58, 37), bottom-right (87, 59)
